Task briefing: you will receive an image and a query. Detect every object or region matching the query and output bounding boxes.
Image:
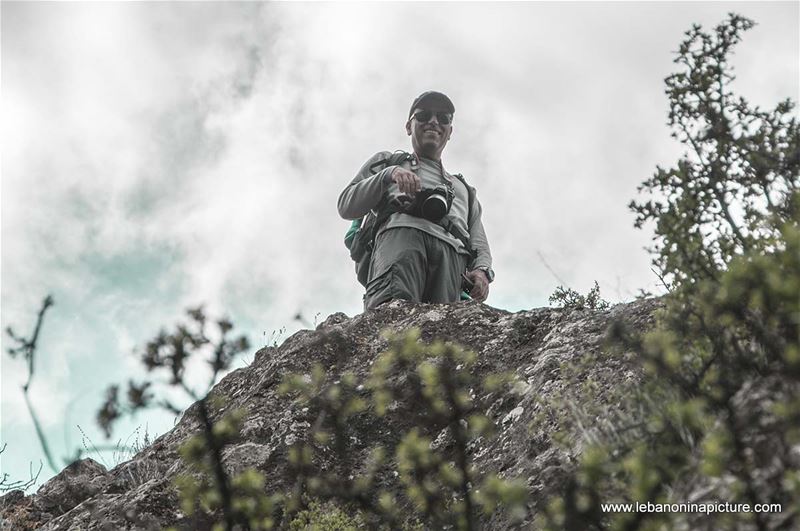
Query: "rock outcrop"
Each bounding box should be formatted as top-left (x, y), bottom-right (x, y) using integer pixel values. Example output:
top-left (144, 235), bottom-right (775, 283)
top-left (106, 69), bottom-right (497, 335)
top-left (0, 298), bottom-right (660, 530)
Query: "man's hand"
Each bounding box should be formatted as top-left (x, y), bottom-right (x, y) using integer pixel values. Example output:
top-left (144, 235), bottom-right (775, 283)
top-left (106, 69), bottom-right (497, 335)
top-left (387, 167), bottom-right (421, 195)
top-left (464, 269), bottom-right (490, 302)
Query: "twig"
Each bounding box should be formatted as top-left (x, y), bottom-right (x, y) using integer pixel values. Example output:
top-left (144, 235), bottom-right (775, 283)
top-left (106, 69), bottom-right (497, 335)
top-left (0, 458), bottom-right (43, 492)
top-left (537, 250), bottom-right (568, 286)
top-left (23, 385), bottom-right (58, 473)
top-left (650, 267), bottom-right (672, 293)
top-left (441, 358), bottom-right (476, 531)
top-left (6, 296), bottom-right (59, 473)
top-left (196, 397), bottom-right (235, 531)
top-left (9, 295), bottom-right (55, 392)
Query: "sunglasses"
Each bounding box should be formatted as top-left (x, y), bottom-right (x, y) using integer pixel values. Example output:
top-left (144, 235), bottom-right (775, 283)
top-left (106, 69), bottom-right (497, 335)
top-left (412, 110), bottom-right (453, 125)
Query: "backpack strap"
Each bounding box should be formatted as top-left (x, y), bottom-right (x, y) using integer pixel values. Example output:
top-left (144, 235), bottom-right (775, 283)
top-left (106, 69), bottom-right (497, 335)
top-left (368, 151), bottom-right (414, 175)
top-left (441, 173), bottom-right (477, 260)
top-left (451, 173), bottom-right (474, 224)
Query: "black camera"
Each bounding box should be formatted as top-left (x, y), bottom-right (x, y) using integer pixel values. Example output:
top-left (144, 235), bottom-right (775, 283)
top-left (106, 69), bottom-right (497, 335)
top-left (405, 185), bottom-right (455, 222)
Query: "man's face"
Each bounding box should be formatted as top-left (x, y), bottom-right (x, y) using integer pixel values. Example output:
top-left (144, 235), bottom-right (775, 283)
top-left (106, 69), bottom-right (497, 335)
top-left (405, 107), bottom-right (453, 160)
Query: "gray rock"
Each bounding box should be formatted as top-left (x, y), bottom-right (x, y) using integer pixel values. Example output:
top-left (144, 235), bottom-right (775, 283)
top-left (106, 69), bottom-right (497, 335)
top-left (1, 298), bottom-right (661, 530)
top-left (34, 459), bottom-right (110, 517)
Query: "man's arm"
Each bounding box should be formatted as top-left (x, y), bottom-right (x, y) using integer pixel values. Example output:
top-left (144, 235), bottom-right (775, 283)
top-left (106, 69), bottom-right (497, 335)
top-left (464, 192), bottom-right (494, 301)
top-left (466, 194), bottom-right (493, 275)
top-left (337, 151), bottom-right (396, 220)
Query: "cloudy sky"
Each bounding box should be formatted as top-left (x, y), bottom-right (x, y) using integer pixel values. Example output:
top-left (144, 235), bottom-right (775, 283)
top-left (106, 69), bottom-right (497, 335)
top-left (2, 2), bottom-right (797, 488)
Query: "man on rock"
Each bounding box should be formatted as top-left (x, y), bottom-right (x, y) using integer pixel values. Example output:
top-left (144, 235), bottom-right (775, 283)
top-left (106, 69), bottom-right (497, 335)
top-left (338, 91), bottom-right (495, 310)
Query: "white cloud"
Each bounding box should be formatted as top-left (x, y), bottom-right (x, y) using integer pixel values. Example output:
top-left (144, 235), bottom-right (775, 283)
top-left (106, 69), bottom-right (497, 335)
top-left (2, 1), bottom-right (796, 487)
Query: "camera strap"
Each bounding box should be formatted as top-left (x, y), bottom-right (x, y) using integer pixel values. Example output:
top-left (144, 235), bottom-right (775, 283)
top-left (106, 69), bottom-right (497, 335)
top-left (439, 216), bottom-right (477, 260)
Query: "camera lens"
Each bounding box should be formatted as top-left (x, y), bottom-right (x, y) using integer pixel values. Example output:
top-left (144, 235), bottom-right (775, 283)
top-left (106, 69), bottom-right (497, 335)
top-left (421, 194), bottom-right (448, 221)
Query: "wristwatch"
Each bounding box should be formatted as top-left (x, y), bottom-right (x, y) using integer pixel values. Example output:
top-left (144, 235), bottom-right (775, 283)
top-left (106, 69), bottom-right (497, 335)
top-left (479, 267), bottom-right (495, 283)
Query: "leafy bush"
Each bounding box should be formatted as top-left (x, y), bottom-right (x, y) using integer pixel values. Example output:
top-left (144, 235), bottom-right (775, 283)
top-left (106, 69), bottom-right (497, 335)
top-left (541, 13), bottom-right (800, 530)
top-left (549, 281), bottom-right (611, 311)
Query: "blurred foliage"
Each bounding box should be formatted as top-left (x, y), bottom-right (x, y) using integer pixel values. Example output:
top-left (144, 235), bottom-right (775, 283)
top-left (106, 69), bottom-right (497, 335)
top-left (97, 306), bottom-right (250, 437)
top-left (98, 306), bottom-right (254, 531)
top-left (101, 308), bottom-right (526, 529)
top-left (278, 329), bottom-right (528, 530)
top-left (4, 296), bottom-right (61, 475)
top-left (173, 408), bottom-right (282, 531)
top-left (540, 13), bottom-right (800, 530)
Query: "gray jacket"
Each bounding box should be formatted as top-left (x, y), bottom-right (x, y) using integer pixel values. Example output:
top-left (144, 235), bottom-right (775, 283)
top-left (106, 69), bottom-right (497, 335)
top-left (338, 151), bottom-right (493, 275)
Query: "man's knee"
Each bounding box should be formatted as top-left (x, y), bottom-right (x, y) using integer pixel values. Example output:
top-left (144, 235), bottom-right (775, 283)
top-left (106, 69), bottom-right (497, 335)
top-left (364, 266), bottom-right (418, 310)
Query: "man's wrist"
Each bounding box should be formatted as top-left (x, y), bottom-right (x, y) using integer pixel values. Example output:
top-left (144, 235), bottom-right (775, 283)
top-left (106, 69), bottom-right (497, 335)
top-left (474, 267), bottom-right (494, 283)
top-left (382, 165), bottom-right (399, 184)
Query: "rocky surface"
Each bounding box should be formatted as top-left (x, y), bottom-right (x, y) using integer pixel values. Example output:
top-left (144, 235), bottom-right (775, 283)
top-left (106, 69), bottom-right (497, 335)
top-left (0, 298), bottom-right (660, 530)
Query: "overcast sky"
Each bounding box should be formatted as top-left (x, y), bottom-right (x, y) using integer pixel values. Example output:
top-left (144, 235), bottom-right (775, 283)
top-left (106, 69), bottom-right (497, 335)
top-left (2, 1), bottom-right (797, 488)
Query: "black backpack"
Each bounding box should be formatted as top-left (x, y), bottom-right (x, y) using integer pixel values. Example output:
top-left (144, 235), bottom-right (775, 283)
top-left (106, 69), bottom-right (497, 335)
top-left (343, 151), bottom-right (475, 287)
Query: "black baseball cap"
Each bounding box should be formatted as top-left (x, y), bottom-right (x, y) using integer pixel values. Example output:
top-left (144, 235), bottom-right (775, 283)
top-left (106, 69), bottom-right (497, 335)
top-left (409, 91), bottom-right (455, 117)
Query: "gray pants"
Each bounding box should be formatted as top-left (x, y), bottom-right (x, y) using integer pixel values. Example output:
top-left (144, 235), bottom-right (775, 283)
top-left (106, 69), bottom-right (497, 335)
top-left (364, 227), bottom-right (470, 310)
